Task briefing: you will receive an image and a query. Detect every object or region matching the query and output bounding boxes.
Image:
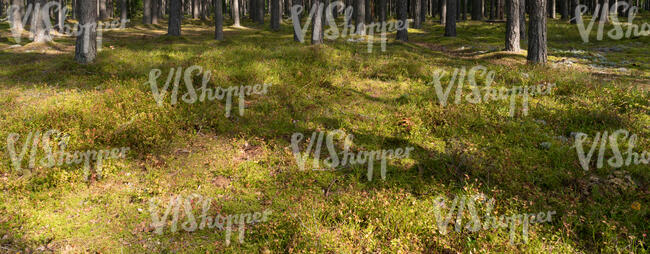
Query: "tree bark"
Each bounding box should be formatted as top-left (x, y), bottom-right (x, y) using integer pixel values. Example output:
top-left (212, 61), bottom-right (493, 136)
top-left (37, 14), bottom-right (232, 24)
top-left (472, 0), bottom-right (481, 19)
top-left (444, 0), bottom-right (456, 36)
top-left (311, 0), bottom-right (324, 44)
top-left (379, 0), bottom-right (387, 21)
top-left (152, 0), bottom-right (159, 24)
top-left (413, 0), bottom-right (421, 27)
top-left (519, 0), bottom-right (526, 40)
top-left (75, 0), bottom-right (97, 63)
top-left (121, 0), bottom-right (128, 20)
top-left (527, 0), bottom-right (546, 63)
top-left (31, 0), bottom-right (51, 43)
top-left (505, 0), bottom-right (520, 51)
top-left (168, 0), bottom-right (181, 35)
top-left (9, 0), bottom-right (23, 32)
top-left (143, 0), bottom-right (152, 23)
top-left (215, 0), bottom-right (224, 39)
top-left (422, 0), bottom-right (427, 22)
top-left (271, 0), bottom-right (279, 30)
top-left (356, 0), bottom-right (365, 34)
top-left (396, 0), bottom-right (408, 40)
top-left (192, 0), bottom-right (199, 18)
top-left (293, 0), bottom-right (301, 41)
top-left (256, 0), bottom-right (264, 23)
top-left (365, 0), bottom-right (372, 23)
top-left (559, 0), bottom-right (568, 19)
top-left (440, 0), bottom-right (447, 25)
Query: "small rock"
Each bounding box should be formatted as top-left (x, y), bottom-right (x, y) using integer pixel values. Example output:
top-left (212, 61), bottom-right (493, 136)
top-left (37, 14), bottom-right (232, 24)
top-left (540, 142), bottom-right (552, 149)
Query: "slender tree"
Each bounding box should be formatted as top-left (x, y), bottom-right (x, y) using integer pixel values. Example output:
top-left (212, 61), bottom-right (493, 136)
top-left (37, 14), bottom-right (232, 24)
top-left (293, 0), bottom-right (302, 41)
top-left (233, 0), bottom-right (241, 26)
top-left (9, 0), bottom-right (23, 33)
top-left (379, 0), bottom-right (387, 21)
top-left (365, 0), bottom-right (371, 23)
top-left (505, 0), bottom-right (520, 51)
top-left (257, 0), bottom-right (264, 24)
top-left (441, 0), bottom-right (446, 24)
top-left (271, 0), bottom-right (280, 30)
top-left (168, 0), bottom-right (182, 35)
top-left (414, 0), bottom-right (422, 28)
top-left (75, 0), bottom-right (97, 63)
top-left (143, 0), bottom-right (152, 23)
top-left (311, 0), bottom-right (324, 44)
top-left (152, 0), bottom-right (159, 24)
top-left (215, 0), bottom-right (224, 39)
top-left (99, 0), bottom-right (108, 19)
top-left (527, 0), bottom-right (547, 63)
top-left (121, 0), bottom-right (128, 20)
top-left (396, 0), bottom-right (408, 41)
top-left (31, 0), bottom-right (51, 43)
top-left (444, 0), bottom-right (456, 36)
top-left (356, 0), bottom-right (365, 34)
top-left (520, 0), bottom-right (526, 40)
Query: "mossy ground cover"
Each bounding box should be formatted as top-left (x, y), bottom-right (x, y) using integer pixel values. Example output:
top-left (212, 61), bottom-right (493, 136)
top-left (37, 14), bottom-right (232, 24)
top-left (0, 13), bottom-right (648, 253)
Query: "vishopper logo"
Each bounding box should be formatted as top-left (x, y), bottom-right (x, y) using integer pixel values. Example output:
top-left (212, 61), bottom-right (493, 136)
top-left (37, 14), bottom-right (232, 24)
top-left (148, 193), bottom-right (272, 246)
top-left (145, 65), bottom-right (271, 117)
top-left (575, 2), bottom-right (650, 43)
top-left (432, 194), bottom-right (556, 244)
top-left (5, 129), bottom-right (129, 180)
top-left (574, 129), bottom-right (649, 171)
top-left (290, 1), bottom-right (407, 52)
top-left (6, 1), bottom-right (129, 49)
top-left (429, 65), bottom-right (555, 117)
top-left (290, 129), bottom-right (414, 181)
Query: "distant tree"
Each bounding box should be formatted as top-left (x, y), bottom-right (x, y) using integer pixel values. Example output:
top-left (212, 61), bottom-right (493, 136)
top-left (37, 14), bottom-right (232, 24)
top-left (365, 0), bottom-right (372, 23)
top-left (9, 0), bottom-right (23, 32)
top-left (293, 0), bottom-right (302, 41)
top-left (527, 0), bottom-right (547, 63)
top-left (414, 0), bottom-right (422, 28)
top-left (505, 0), bottom-right (520, 51)
top-left (379, 0), bottom-right (387, 21)
top-left (215, 0), bottom-right (224, 39)
top-left (193, 0), bottom-right (199, 18)
top-left (152, 0), bottom-right (159, 24)
top-left (520, 0), bottom-right (526, 40)
top-left (396, 0), bottom-right (408, 41)
top-left (257, 0), bottom-right (264, 24)
top-left (233, 0), bottom-right (241, 26)
top-left (422, 0), bottom-right (428, 23)
top-left (560, 0), bottom-right (569, 20)
top-left (441, 0), bottom-right (446, 24)
top-left (444, 0), bottom-right (456, 36)
top-left (168, 0), bottom-right (182, 35)
top-left (311, 0), bottom-right (324, 44)
top-left (356, 0), bottom-right (365, 35)
top-left (121, 0), bottom-right (128, 21)
top-left (472, 0), bottom-right (482, 19)
top-left (271, 0), bottom-right (280, 30)
top-left (100, 0), bottom-right (108, 20)
top-left (75, 0), bottom-right (97, 63)
top-left (143, 0), bottom-right (152, 23)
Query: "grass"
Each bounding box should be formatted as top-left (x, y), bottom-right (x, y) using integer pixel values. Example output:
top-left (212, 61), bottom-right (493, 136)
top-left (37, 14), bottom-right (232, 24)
top-left (0, 13), bottom-right (649, 253)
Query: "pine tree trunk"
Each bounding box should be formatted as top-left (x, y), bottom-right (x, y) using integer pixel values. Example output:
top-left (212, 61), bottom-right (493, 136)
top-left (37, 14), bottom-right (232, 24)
top-left (215, 0), bottom-right (224, 39)
top-left (422, 0), bottom-right (427, 22)
top-left (356, 0), bottom-right (365, 34)
top-left (121, 0), bottom-right (128, 20)
top-left (527, 0), bottom-right (546, 63)
top-left (152, 0), bottom-right (159, 24)
top-left (193, 0), bottom-right (199, 18)
top-left (441, 0), bottom-right (446, 23)
top-left (560, 0), bottom-right (568, 19)
top-left (379, 0), bottom-right (387, 21)
top-left (293, 0), bottom-right (301, 41)
top-left (472, 0), bottom-right (481, 19)
top-left (271, 0), bottom-right (279, 30)
top-left (519, 0), bottom-right (526, 40)
top-left (58, 0), bottom-right (66, 31)
top-left (75, 0), bottom-right (97, 63)
top-left (10, 0), bottom-right (23, 32)
top-left (505, 0), bottom-right (520, 51)
top-left (168, 0), bottom-right (181, 35)
top-left (256, 0), bottom-right (264, 23)
top-left (311, 0), bottom-right (324, 44)
top-left (365, 0), bottom-right (372, 23)
top-left (232, 0), bottom-right (241, 26)
top-left (396, 0), bottom-right (408, 40)
top-left (414, 0), bottom-right (421, 27)
top-left (143, 0), bottom-right (152, 23)
top-left (32, 0), bottom-right (50, 43)
top-left (444, 0), bottom-right (456, 35)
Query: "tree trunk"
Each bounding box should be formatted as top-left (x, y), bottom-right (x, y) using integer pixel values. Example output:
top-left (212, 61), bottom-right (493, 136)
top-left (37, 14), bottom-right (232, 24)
top-left (519, 0), bottom-right (526, 40)
top-left (413, 0), bottom-right (421, 27)
top-left (121, 0), bottom-right (128, 20)
top-left (311, 0), bottom-right (324, 44)
top-left (99, 0), bottom-right (107, 19)
top-left (396, 0), bottom-right (408, 40)
top-left (75, 0), bottom-right (97, 63)
top-left (356, 0), bottom-right (365, 34)
top-left (271, 0), bottom-right (279, 30)
top-left (232, 0), bottom-right (241, 26)
top-left (440, 0), bottom-right (447, 25)
top-left (379, 0), bottom-right (387, 21)
top-left (192, 0), bottom-right (199, 18)
top-left (596, 0), bottom-right (608, 23)
top-left (422, 0), bottom-right (427, 22)
top-left (256, 0), bottom-right (264, 23)
top-left (549, 0), bottom-right (555, 18)
top-left (168, 0), bottom-right (181, 35)
top-left (365, 0), bottom-right (372, 23)
top-left (505, 0), bottom-right (520, 51)
top-left (31, 0), bottom-right (51, 43)
top-left (444, 0), bottom-right (456, 35)
top-left (559, 0), bottom-right (568, 19)
top-left (10, 0), bottom-right (23, 33)
top-left (152, 0), bottom-right (159, 24)
top-left (471, 0), bottom-right (481, 19)
top-left (570, 0), bottom-right (578, 24)
top-left (293, 0), bottom-right (301, 41)
top-left (143, 0), bottom-right (152, 23)
top-left (58, 0), bottom-right (66, 31)
top-left (215, 0), bottom-right (224, 39)
top-left (527, 0), bottom-right (546, 63)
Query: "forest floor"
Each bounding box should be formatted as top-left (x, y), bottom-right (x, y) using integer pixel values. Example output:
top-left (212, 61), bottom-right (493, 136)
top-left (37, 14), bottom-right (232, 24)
top-left (0, 14), bottom-right (649, 253)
